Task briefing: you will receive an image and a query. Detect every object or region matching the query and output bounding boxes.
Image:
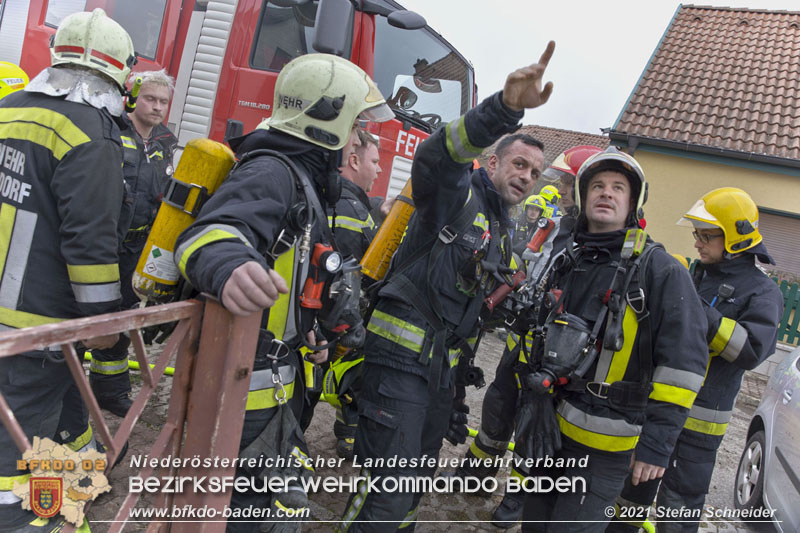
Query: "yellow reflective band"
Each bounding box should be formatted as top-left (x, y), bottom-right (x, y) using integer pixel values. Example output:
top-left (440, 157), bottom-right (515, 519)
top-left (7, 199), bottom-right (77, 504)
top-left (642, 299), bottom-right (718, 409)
top-left (473, 213), bottom-right (488, 232)
top-left (67, 264), bottom-right (120, 284)
top-left (291, 445), bottom-right (315, 473)
top-left (89, 357), bottom-right (129, 375)
top-left (649, 382), bottom-right (697, 409)
top-left (445, 117), bottom-right (482, 164)
top-left (120, 136), bottom-right (136, 150)
top-left (329, 215), bottom-right (370, 234)
top-left (246, 381), bottom-right (296, 410)
top-left (510, 468), bottom-right (525, 481)
top-left (0, 108), bottom-right (91, 160)
top-left (468, 440), bottom-right (492, 460)
top-left (615, 503), bottom-right (648, 528)
top-left (557, 413), bottom-right (639, 452)
top-left (266, 247), bottom-right (295, 340)
top-left (178, 228), bottom-right (245, 277)
top-left (0, 473), bottom-right (30, 491)
top-left (684, 417), bottom-right (728, 436)
top-left (709, 316), bottom-right (736, 355)
top-left (0, 307), bottom-right (65, 328)
top-left (0, 203), bottom-right (15, 285)
top-left (151, 150), bottom-right (163, 159)
top-left (274, 499), bottom-right (307, 514)
top-left (398, 505), bottom-right (419, 529)
top-left (367, 310), bottom-right (425, 353)
top-left (65, 425), bottom-right (93, 452)
top-left (604, 305), bottom-right (638, 384)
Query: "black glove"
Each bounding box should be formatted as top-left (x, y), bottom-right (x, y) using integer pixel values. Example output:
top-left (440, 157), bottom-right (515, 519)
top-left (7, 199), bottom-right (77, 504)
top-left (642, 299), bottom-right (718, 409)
top-left (445, 386), bottom-right (470, 446)
top-left (514, 390), bottom-right (561, 460)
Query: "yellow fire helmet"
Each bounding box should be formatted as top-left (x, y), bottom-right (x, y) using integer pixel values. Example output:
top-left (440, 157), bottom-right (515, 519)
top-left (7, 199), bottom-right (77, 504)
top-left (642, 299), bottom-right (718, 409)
top-left (670, 253), bottom-right (690, 270)
top-left (260, 53), bottom-right (394, 151)
top-left (539, 184), bottom-right (561, 204)
top-left (677, 187), bottom-right (761, 254)
top-left (575, 147), bottom-right (648, 225)
top-left (524, 194), bottom-right (546, 211)
top-left (0, 62), bottom-right (29, 100)
top-left (50, 8), bottom-right (136, 91)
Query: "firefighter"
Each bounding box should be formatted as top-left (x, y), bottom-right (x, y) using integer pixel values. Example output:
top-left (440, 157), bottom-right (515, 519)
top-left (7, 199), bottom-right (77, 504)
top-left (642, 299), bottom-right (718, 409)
top-left (88, 69), bottom-right (178, 417)
top-left (456, 145), bottom-right (603, 529)
top-left (340, 41), bottom-right (555, 532)
top-left (511, 195), bottom-right (546, 255)
top-left (174, 53), bottom-right (392, 532)
top-left (539, 184), bottom-right (561, 218)
top-left (0, 9), bottom-right (133, 531)
top-left (608, 187), bottom-right (782, 533)
top-left (326, 128), bottom-right (380, 459)
top-left (0, 62), bottom-right (29, 100)
top-left (514, 147), bottom-right (708, 532)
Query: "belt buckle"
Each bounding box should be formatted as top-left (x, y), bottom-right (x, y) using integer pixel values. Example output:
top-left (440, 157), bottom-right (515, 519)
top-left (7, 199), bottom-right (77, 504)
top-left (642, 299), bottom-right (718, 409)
top-left (586, 381), bottom-right (610, 399)
top-left (439, 225), bottom-right (457, 244)
top-left (266, 339), bottom-right (289, 360)
top-left (626, 288), bottom-right (646, 315)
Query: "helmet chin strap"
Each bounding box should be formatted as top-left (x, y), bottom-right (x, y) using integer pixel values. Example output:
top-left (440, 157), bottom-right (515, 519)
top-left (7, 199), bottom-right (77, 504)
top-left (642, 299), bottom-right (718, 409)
top-left (323, 150), bottom-right (342, 206)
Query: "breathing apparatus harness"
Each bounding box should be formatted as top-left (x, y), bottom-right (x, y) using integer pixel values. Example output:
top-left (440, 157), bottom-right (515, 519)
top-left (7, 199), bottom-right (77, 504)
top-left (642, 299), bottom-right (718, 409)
top-left (234, 149), bottom-right (366, 359)
top-left (525, 228), bottom-right (660, 406)
top-left (380, 185), bottom-right (514, 391)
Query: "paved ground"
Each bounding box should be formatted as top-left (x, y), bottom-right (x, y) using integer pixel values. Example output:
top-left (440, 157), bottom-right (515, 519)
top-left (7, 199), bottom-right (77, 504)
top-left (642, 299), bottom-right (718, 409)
top-left (84, 333), bottom-right (773, 532)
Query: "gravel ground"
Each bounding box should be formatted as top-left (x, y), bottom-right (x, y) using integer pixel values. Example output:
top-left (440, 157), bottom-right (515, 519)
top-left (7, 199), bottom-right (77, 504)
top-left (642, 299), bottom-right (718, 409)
top-left (83, 333), bottom-right (771, 532)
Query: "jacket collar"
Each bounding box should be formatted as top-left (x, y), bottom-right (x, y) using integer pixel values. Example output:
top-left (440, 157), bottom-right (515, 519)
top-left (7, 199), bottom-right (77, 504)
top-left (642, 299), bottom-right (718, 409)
top-left (475, 167), bottom-right (512, 227)
top-left (340, 178), bottom-right (371, 209)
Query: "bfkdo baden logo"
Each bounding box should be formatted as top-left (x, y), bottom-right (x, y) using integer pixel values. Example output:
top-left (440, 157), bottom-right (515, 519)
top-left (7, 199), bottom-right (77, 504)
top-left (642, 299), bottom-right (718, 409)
top-left (30, 477), bottom-right (63, 518)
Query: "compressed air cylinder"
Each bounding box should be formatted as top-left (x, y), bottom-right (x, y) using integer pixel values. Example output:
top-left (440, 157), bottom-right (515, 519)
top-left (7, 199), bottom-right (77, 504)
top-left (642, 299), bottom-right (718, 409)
top-left (360, 178), bottom-right (414, 282)
top-left (132, 138), bottom-right (235, 302)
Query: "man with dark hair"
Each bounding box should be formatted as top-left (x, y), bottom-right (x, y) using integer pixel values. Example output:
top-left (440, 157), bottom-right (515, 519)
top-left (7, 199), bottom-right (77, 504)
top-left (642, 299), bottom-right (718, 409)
top-left (340, 43), bottom-right (555, 531)
top-left (514, 147), bottom-right (709, 532)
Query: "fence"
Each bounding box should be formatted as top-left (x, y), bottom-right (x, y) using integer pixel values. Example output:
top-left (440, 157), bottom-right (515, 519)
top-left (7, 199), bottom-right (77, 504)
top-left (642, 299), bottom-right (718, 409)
top-left (0, 298), bottom-right (261, 533)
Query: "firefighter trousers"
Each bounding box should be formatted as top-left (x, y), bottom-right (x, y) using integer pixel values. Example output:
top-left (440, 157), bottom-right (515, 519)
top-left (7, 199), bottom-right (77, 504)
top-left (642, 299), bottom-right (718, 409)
top-left (227, 355), bottom-right (309, 533)
top-left (521, 437), bottom-right (632, 532)
top-left (606, 440), bottom-right (718, 533)
top-left (0, 352), bottom-right (75, 528)
top-left (464, 343), bottom-right (518, 475)
top-left (341, 363), bottom-right (452, 532)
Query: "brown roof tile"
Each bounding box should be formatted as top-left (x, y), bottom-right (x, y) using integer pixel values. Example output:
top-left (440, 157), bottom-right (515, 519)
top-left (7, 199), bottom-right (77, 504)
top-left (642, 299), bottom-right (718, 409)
top-left (480, 125), bottom-right (609, 167)
top-left (613, 5), bottom-right (800, 160)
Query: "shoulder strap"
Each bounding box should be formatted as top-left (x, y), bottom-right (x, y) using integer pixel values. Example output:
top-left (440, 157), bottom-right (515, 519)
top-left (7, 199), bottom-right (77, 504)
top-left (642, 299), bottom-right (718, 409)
top-left (237, 148), bottom-right (336, 248)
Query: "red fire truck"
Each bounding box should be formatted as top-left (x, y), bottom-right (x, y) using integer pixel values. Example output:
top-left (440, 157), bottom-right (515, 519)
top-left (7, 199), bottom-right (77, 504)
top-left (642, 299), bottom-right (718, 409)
top-left (0, 0), bottom-right (476, 199)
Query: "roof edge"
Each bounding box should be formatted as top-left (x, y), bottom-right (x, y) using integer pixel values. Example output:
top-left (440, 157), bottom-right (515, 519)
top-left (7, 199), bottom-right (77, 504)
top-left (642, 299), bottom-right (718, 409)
top-left (612, 3), bottom-right (682, 130)
top-left (609, 131), bottom-right (800, 170)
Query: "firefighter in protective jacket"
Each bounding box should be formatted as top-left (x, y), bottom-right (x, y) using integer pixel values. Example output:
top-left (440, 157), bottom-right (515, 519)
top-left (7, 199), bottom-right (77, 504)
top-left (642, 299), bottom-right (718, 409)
top-left (608, 187), bottom-right (782, 533)
top-left (458, 145), bottom-right (603, 530)
top-left (340, 42), bottom-right (555, 531)
top-left (516, 148), bottom-right (708, 532)
top-left (0, 9), bottom-right (133, 531)
top-left (175, 54), bottom-right (392, 532)
top-left (88, 70), bottom-right (178, 417)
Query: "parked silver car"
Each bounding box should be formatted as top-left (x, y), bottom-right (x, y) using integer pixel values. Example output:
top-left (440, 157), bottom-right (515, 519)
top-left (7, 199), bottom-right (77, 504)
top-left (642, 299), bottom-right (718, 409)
top-left (734, 347), bottom-right (800, 532)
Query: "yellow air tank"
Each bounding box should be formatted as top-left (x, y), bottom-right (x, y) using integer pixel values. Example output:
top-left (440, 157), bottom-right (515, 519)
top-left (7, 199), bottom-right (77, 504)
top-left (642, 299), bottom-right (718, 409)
top-left (360, 178), bottom-right (414, 282)
top-left (133, 138), bottom-right (235, 302)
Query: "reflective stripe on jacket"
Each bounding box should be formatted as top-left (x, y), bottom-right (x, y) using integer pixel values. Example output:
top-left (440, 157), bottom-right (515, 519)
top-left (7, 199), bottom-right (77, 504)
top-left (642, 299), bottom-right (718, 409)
top-left (0, 90), bottom-right (123, 326)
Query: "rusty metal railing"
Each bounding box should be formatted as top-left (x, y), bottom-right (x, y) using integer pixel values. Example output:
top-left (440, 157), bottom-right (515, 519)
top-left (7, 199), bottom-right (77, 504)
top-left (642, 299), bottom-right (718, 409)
top-left (0, 298), bottom-right (261, 532)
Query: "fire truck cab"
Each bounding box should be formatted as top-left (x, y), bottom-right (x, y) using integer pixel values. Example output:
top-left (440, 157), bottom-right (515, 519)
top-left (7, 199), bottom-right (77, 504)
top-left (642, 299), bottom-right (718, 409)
top-left (0, 0), bottom-right (476, 199)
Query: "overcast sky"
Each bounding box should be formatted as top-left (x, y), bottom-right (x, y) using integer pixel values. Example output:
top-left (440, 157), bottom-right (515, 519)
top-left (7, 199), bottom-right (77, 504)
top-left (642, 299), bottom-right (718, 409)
top-left (398, 0), bottom-right (800, 135)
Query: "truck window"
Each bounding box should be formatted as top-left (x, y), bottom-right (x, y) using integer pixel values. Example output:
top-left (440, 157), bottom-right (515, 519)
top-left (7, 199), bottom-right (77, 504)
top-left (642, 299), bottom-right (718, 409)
top-left (45, 0), bottom-right (87, 28)
top-left (45, 0), bottom-right (167, 60)
top-left (250, 1), bottom-right (352, 71)
top-left (373, 17), bottom-right (473, 129)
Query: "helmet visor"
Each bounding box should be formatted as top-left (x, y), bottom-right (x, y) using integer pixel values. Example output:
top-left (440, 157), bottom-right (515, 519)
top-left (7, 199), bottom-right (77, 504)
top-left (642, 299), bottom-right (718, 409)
top-left (359, 102), bottom-right (394, 123)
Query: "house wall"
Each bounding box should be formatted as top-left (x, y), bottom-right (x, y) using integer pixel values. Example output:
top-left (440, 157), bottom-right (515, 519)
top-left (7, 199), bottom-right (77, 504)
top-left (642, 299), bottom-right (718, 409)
top-left (629, 148), bottom-right (800, 269)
